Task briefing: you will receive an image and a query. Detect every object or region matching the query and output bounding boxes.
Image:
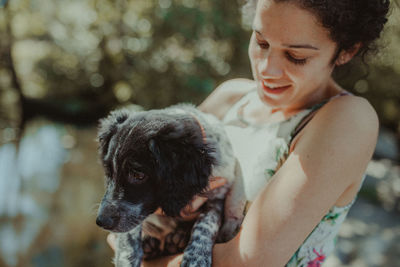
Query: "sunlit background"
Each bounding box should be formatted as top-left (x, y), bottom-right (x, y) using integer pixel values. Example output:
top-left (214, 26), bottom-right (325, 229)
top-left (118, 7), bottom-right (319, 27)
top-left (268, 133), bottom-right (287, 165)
top-left (0, 0), bottom-right (399, 266)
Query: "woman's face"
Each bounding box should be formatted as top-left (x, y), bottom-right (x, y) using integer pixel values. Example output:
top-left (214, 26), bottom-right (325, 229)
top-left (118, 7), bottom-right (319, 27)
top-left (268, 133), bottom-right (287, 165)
top-left (249, 0), bottom-right (338, 110)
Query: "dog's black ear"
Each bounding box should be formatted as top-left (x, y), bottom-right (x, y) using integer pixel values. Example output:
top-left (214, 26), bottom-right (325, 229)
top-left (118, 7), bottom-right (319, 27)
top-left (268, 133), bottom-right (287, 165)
top-left (98, 109), bottom-right (130, 158)
top-left (148, 139), bottom-right (159, 159)
top-left (149, 133), bottom-right (216, 217)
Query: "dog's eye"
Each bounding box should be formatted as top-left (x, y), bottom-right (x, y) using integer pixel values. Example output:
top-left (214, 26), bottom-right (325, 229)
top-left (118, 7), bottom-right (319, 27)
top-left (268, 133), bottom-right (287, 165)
top-left (127, 170), bottom-right (147, 184)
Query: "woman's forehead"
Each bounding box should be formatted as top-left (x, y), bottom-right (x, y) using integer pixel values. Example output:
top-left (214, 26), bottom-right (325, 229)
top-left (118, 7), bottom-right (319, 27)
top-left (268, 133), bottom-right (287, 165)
top-left (253, 0), bottom-right (333, 47)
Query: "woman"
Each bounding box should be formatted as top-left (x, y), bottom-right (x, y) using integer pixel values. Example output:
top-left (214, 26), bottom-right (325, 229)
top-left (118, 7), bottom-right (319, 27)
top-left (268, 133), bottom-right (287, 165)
top-left (109, 0), bottom-right (390, 266)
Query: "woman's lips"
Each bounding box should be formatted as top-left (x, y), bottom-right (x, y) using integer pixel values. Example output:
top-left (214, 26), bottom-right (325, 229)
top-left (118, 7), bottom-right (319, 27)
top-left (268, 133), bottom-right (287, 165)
top-left (261, 82), bottom-right (291, 94)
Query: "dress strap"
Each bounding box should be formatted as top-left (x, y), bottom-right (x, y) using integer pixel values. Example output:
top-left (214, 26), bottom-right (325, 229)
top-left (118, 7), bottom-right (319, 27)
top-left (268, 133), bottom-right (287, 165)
top-left (289, 92), bottom-right (352, 147)
top-left (222, 88), bottom-right (256, 125)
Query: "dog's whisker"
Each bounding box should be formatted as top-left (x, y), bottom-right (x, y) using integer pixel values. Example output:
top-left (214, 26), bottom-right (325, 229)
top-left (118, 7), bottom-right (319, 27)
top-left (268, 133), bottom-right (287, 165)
top-left (92, 203), bottom-right (101, 209)
top-left (127, 216), bottom-right (146, 224)
top-left (90, 203), bottom-right (101, 215)
top-left (95, 103), bottom-right (240, 266)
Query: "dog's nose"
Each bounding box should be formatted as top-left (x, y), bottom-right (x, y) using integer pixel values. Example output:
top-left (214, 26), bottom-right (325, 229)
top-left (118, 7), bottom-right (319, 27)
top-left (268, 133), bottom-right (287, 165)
top-left (96, 215), bottom-right (118, 230)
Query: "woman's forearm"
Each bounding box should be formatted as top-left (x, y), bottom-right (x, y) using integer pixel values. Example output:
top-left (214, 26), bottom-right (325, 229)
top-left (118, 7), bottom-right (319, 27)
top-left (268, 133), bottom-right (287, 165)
top-left (212, 236), bottom-right (248, 267)
top-left (141, 240), bottom-right (243, 267)
top-left (141, 254), bottom-right (183, 267)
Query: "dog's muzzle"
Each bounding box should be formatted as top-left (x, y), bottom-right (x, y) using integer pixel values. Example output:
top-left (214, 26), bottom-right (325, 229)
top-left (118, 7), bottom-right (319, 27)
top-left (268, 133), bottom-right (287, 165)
top-left (96, 199), bottom-right (147, 232)
top-left (96, 204), bottom-right (120, 230)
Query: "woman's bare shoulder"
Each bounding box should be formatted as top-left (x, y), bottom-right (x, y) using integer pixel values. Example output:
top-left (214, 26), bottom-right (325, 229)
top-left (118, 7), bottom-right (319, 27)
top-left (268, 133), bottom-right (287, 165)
top-left (293, 95), bottom-right (379, 150)
top-left (318, 94), bottom-right (379, 140)
top-left (294, 94), bottom-right (379, 185)
top-left (198, 78), bottom-right (255, 119)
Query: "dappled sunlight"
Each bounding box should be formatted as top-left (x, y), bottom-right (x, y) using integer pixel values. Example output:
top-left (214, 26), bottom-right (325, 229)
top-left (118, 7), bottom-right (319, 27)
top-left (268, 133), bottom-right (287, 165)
top-left (326, 199), bottom-right (400, 266)
top-left (0, 0), bottom-right (399, 266)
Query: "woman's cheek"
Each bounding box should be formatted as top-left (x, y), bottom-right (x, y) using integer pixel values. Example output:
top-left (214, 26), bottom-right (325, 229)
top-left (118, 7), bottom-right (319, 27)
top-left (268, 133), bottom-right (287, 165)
top-left (293, 66), bottom-right (323, 91)
top-left (249, 46), bottom-right (261, 79)
top-left (287, 61), bottom-right (314, 80)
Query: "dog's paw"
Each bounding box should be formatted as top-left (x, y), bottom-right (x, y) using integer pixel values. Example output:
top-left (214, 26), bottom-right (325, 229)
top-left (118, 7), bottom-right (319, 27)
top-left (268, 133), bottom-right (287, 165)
top-left (180, 242), bottom-right (213, 267)
top-left (114, 253), bottom-right (142, 267)
top-left (142, 236), bottom-right (162, 260)
top-left (164, 228), bottom-right (190, 255)
top-left (180, 251), bottom-right (212, 267)
top-left (115, 230), bottom-right (143, 267)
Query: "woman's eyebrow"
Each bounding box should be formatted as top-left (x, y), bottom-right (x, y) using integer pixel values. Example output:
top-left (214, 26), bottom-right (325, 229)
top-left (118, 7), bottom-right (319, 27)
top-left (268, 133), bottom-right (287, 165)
top-left (254, 29), bottom-right (320, 50)
top-left (283, 43), bottom-right (320, 50)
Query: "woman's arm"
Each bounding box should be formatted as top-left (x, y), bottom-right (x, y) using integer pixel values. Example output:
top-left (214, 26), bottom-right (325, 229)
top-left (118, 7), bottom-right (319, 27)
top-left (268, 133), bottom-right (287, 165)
top-left (212, 95), bottom-right (378, 267)
top-left (197, 78), bottom-right (254, 118)
top-left (141, 255), bottom-right (183, 267)
top-left (145, 91), bottom-right (378, 267)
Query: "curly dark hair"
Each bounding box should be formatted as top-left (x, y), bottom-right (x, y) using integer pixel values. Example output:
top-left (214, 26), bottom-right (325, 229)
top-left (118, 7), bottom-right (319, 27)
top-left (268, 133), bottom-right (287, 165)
top-left (242, 0), bottom-right (390, 59)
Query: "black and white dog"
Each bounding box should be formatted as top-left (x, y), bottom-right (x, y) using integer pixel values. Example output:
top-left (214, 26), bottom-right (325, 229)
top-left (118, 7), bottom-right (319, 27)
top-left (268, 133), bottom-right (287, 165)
top-left (96, 104), bottom-right (245, 267)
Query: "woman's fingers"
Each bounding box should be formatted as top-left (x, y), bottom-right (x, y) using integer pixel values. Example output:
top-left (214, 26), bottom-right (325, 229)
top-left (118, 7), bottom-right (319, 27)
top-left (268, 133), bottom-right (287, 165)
top-left (141, 254), bottom-right (183, 267)
top-left (208, 176), bottom-right (228, 190)
top-left (179, 196), bottom-right (206, 220)
top-left (179, 177), bottom-right (228, 220)
top-left (152, 177), bottom-right (229, 220)
top-left (107, 233), bottom-right (117, 252)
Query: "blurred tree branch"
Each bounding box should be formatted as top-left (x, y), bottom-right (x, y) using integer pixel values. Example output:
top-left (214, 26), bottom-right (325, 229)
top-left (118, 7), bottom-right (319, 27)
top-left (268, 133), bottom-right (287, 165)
top-left (0, 0), bottom-right (399, 140)
top-left (1, 0), bottom-right (24, 141)
top-left (0, 1), bottom-right (120, 139)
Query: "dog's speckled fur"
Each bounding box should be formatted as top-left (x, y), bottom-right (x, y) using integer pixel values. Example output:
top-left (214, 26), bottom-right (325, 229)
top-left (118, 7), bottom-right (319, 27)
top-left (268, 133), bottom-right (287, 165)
top-left (96, 104), bottom-right (246, 267)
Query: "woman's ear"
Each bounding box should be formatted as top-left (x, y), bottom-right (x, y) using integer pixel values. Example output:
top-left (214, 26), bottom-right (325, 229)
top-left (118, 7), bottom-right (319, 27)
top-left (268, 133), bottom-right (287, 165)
top-left (335, 42), bottom-right (362, 66)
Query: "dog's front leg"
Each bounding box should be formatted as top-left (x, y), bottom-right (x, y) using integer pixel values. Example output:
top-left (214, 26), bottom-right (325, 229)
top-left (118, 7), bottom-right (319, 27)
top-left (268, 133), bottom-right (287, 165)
top-left (114, 224), bottom-right (143, 267)
top-left (180, 199), bottom-right (224, 267)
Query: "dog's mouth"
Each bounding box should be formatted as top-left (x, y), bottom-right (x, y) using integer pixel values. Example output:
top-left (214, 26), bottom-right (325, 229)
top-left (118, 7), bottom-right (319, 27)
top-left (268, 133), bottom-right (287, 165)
top-left (96, 213), bottom-right (146, 233)
top-left (96, 200), bottom-right (149, 232)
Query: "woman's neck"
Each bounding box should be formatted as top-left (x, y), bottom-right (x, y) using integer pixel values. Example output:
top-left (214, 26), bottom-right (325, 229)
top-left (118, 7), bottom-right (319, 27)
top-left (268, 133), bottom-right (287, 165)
top-left (274, 78), bottom-right (345, 117)
top-left (243, 79), bottom-right (345, 125)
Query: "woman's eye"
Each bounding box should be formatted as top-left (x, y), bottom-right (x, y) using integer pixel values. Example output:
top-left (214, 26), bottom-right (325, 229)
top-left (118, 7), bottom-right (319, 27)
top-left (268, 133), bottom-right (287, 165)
top-left (285, 52), bottom-right (308, 65)
top-left (257, 41), bottom-right (269, 49)
top-left (127, 170), bottom-right (147, 184)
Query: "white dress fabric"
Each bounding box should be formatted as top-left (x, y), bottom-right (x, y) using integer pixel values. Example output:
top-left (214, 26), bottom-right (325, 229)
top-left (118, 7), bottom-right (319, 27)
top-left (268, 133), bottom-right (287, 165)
top-left (222, 89), bottom-right (362, 267)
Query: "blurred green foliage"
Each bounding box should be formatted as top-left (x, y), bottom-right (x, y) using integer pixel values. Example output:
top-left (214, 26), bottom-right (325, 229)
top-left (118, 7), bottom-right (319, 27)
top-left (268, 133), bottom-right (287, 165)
top-left (0, 1), bottom-right (399, 266)
top-left (0, 0), bottom-right (399, 142)
top-left (335, 2), bottom-right (400, 131)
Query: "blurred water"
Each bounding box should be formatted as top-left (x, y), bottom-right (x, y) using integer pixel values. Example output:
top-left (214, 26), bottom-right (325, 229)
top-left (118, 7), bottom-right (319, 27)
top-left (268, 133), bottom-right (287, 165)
top-left (0, 125), bottom-right (67, 266)
top-left (0, 0), bottom-right (8, 8)
top-left (0, 122), bottom-right (399, 267)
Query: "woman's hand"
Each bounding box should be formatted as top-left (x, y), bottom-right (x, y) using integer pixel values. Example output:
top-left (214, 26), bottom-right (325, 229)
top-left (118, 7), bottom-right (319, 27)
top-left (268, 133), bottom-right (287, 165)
top-left (106, 232), bottom-right (117, 251)
top-left (179, 176), bottom-right (227, 220)
top-left (141, 254), bottom-right (184, 267)
top-left (107, 234), bottom-right (183, 267)
top-left (106, 176), bottom-right (227, 252)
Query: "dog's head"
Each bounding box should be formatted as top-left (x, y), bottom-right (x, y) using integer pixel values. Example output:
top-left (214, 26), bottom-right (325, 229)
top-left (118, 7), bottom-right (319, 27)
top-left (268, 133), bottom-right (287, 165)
top-left (95, 108), bottom-right (216, 232)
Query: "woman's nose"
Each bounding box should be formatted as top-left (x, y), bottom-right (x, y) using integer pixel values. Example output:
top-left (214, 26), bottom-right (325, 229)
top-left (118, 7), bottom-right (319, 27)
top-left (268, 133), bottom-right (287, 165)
top-left (259, 53), bottom-right (283, 79)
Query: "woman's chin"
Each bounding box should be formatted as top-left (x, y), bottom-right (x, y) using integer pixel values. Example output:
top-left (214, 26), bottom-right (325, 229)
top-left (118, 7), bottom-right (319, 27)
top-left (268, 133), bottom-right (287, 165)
top-left (256, 86), bottom-right (292, 108)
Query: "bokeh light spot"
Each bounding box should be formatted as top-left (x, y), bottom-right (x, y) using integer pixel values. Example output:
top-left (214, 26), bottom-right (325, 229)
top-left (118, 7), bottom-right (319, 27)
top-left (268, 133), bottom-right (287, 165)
top-left (159, 0), bottom-right (172, 9)
top-left (113, 82), bottom-right (132, 102)
top-left (89, 73), bottom-right (104, 88)
top-left (354, 79), bottom-right (369, 94)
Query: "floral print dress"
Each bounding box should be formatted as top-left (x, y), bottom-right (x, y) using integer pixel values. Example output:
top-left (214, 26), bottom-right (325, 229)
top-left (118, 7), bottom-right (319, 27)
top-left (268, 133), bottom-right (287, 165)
top-left (222, 89), bottom-right (362, 267)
